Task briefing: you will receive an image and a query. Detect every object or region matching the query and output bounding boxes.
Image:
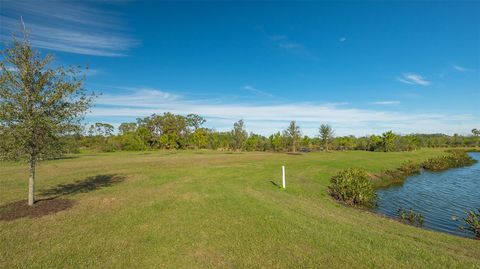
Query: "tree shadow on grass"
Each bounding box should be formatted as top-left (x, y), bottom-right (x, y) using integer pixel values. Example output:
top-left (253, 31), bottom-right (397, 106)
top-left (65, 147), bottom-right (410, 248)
top-left (40, 174), bottom-right (125, 198)
top-left (49, 156), bottom-right (80, 160)
top-left (0, 174), bottom-right (125, 221)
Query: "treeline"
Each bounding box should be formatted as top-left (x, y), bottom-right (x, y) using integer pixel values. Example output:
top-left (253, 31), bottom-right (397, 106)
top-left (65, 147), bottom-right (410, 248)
top-left (74, 112), bottom-right (480, 153)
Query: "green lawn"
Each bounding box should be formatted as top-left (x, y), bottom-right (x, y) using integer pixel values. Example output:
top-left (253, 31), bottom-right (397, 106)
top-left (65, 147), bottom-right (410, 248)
top-left (1, 149), bottom-right (479, 268)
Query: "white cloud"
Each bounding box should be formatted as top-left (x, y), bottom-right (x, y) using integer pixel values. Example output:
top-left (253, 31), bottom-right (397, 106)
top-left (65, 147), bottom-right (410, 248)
top-left (370, 101), bottom-right (400, 105)
top-left (242, 86), bottom-right (273, 97)
top-left (396, 73), bottom-right (430, 86)
top-left (453, 64), bottom-right (472, 72)
top-left (89, 87), bottom-right (478, 136)
top-left (97, 87), bottom-right (180, 108)
top-left (0, 1), bottom-right (138, 57)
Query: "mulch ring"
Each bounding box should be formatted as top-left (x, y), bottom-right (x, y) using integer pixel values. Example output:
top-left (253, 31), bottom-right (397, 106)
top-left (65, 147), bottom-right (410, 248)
top-left (0, 198), bottom-right (76, 221)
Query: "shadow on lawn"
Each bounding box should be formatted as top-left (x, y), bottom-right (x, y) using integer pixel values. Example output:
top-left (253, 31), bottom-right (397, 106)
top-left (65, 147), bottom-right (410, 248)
top-left (40, 174), bottom-right (125, 197)
top-left (270, 180), bottom-right (281, 188)
top-left (0, 174), bottom-right (125, 221)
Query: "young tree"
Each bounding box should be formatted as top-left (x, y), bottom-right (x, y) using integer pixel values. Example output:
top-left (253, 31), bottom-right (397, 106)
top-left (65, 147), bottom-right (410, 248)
top-left (319, 124), bottom-right (334, 151)
top-left (231, 119), bottom-right (248, 151)
top-left (284, 121), bottom-right (301, 152)
top-left (0, 25), bottom-right (94, 205)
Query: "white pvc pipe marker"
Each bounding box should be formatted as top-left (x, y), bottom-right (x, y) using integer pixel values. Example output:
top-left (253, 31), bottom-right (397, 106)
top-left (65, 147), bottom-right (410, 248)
top-left (282, 165), bottom-right (286, 189)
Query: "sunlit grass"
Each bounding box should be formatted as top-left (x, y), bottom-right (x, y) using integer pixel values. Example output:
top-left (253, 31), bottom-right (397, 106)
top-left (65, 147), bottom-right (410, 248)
top-left (1, 149), bottom-right (479, 268)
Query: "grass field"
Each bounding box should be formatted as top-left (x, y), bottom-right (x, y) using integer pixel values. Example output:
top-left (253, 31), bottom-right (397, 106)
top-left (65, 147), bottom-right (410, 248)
top-left (1, 149), bottom-right (479, 268)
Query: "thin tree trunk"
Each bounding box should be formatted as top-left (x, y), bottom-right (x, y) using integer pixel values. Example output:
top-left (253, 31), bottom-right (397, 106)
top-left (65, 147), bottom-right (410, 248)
top-left (28, 157), bottom-right (35, 206)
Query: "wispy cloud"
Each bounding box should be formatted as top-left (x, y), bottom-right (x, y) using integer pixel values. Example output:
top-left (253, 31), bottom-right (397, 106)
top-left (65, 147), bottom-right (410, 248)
top-left (339, 37), bottom-right (347, 42)
top-left (97, 87), bottom-right (180, 108)
top-left (265, 33), bottom-right (312, 58)
top-left (396, 73), bottom-right (430, 86)
top-left (0, 1), bottom-right (139, 57)
top-left (453, 64), bottom-right (472, 72)
top-left (242, 86), bottom-right (273, 97)
top-left (89, 87), bottom-right (477, 136)
top-left (268, 35), bottom-right (310, 56)
top-left (370, 101), bottom-right (401, 105)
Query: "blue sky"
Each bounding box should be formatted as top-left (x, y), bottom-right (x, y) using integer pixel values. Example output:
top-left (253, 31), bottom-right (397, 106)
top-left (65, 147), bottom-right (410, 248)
top-left (1, 1), bottom-right (479, 136)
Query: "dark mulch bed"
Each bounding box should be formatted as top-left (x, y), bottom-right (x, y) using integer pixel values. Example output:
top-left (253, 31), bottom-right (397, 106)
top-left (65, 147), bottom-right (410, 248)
top-left (0, 198), bottom-right (76, 221)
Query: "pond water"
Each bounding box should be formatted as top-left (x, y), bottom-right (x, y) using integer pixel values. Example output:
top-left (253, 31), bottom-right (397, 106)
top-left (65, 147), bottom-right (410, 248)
top-left (376, 152), bottom-right (480, 239)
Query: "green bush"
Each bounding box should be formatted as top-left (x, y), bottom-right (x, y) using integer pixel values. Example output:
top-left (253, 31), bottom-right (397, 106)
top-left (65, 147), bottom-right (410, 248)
top-left (378, 161), bottom-right (421, 185)
top-left (398, 160), bottom-right (421, 176)
top-left (422, 150), bottom-right (476, 171)
top-left (329, 168), bottom-right (376, 207)
top-left (460, 209), bottom-right (480, 239)
top-left (397, 208), bottom-right (424, 227)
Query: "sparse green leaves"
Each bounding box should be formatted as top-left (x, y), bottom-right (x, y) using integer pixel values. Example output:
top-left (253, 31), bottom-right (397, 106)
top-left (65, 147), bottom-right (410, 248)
top-left (0, 26), bottom-right (94, 162)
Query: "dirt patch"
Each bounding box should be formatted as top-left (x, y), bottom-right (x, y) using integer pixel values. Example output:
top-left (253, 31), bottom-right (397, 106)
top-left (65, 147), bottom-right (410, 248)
top-left (0, 199), bottom-right (76, 221)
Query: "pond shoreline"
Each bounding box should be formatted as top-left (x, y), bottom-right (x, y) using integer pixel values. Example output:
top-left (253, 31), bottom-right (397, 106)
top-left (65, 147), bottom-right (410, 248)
top-left (375, 151), bottom-right (480, 239)
top-left (371, 149), bottom-right (478, 189)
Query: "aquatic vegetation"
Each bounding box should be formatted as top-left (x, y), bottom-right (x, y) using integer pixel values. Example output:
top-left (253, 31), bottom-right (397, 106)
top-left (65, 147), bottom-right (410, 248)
top-left (329, 168), bottom-right (376, 207)
top-left (460, 209), bottom-right (480, 239)
top-left (397, 208), bottom-right (424, 227)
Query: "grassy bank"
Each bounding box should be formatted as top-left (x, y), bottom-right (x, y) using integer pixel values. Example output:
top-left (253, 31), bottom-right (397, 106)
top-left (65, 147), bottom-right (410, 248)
top-left (1, 149), bottom-right (479, 268)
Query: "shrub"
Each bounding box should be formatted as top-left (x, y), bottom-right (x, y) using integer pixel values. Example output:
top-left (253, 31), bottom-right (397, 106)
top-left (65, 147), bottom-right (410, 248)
top-left (460, 209), bottom-right (480, 239)
top-left (329, 168), bottom-right (376, 207)
top-left (398, 160), bottom-right (421, 176)
top-left (397, 208), bottom-right (424, 227)
top-left (378, 161), bottom-right (421, 185)
top-left (422, 150), bottom-right (476, 171)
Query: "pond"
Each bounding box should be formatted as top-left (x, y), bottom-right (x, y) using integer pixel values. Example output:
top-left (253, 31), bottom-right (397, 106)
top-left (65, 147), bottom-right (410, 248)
top-left (376, 152), bottom-right (480, 239)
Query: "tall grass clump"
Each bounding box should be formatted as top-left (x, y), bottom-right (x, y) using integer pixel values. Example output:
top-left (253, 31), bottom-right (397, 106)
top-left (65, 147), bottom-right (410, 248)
top-left (329, 168), bottom-right (376, 207)
top-left (422, 150), bottom-right (476, 171)
top-left (460, 209), bottom-right (480, 239)
top-left (397, 208), bottom-right (424, 227)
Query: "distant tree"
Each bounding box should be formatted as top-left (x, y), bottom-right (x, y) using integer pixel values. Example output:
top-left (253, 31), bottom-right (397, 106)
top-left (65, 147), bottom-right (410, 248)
top-left (319, 124), bottom-right (334, 151)
top-left (368, 135), bottom-right (382, 151)
top-left (334, 136), bottom-right (356, 150)
top-left (0, 25), bottom-right (94, 205)
top-left (472, 128), bottom-right (480, 137)
top-left (186, 114), bottom-right (205, 131)
top-left (404, 135), bottom-right (419, 151)
top-left (231, 119), bottom-right (248, 151)
top-left (381, 131), bottom-right (397, 152)
top-left (119, 122), bottom-right (137, 135)
top-left (190, 128), bottom-right (209, 149)
top-left (89, 122), bottom-right (114, 137)
top-left (284, 121), bottom-right (301, 152)
top-left (269, 132), bottom-right (285, 152)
